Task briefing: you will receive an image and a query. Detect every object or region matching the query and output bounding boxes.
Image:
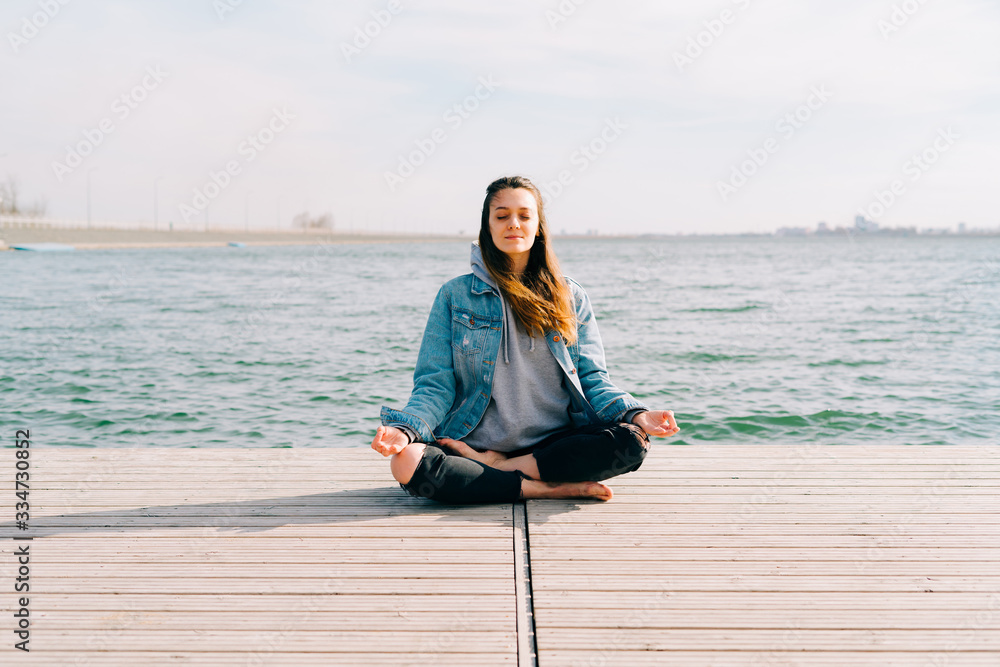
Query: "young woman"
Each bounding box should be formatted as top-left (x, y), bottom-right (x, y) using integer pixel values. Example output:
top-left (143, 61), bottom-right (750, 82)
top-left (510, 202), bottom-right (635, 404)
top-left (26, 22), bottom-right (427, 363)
top-left (371, 175), bottom-right (679, 503)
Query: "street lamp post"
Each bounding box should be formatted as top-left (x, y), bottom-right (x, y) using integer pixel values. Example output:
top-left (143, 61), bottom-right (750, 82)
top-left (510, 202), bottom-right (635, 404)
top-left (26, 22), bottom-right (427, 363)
top-left (154, 176), bottom-right (163, 231)
top-left (86, 167), bottom-right (98, 230)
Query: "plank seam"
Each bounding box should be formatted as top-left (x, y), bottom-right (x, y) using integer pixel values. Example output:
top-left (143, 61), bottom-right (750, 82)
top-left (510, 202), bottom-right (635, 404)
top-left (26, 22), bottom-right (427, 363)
top-left (513, 501), bottom-right (538, 667)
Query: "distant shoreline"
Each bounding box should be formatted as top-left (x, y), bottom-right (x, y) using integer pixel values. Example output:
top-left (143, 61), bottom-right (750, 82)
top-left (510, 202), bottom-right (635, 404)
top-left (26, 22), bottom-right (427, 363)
top-left (2, 226), bottom-right (998, 251)
top-left (0, 227), bottom-right (469, 251)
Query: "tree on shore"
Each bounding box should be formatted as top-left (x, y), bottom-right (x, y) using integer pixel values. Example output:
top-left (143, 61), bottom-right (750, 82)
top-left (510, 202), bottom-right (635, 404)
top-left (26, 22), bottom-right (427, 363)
top-left (292, 211), bottom-right (334, 229)
top-left (0, 176), bottom-right (47, 217)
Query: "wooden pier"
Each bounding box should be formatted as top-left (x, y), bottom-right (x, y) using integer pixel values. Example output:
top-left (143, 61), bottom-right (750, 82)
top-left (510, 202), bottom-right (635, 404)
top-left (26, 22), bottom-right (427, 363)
top-left (2, 445), bottom-right (999, 665)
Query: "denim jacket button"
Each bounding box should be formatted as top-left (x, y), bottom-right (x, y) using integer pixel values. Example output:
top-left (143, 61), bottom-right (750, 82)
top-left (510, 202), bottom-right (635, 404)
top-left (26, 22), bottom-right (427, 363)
top-left (553, 335), bottom-right (560, 342)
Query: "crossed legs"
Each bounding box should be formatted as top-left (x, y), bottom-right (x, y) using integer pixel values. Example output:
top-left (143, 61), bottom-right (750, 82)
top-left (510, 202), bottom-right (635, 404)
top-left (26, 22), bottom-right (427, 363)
top-left (391, 422), bottom-right (650, 504)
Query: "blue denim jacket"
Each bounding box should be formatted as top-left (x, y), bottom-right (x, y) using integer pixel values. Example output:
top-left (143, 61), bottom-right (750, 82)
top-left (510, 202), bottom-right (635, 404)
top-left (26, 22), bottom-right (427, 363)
top-left (380, 246), bottom-right (649, 444)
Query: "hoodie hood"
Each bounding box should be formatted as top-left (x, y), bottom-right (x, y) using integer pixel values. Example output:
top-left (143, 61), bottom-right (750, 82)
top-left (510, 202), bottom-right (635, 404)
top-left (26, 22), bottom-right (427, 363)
top-left (470, 242), bottom-right (533, 364)
top-left (469, 241), bottom-right (496, 289)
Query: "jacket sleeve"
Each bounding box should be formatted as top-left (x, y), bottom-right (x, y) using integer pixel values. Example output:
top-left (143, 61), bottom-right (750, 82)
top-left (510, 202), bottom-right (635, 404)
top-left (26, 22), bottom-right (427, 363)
top-left (380, 283), bottom-right (457, 443)
top-left (569, 278), bottom-right (650, 423)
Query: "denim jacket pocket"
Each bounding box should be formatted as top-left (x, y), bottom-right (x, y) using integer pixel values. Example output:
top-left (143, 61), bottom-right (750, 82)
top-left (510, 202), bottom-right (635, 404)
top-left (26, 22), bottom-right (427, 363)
top-left (451, 308), bottom-right (491, 356)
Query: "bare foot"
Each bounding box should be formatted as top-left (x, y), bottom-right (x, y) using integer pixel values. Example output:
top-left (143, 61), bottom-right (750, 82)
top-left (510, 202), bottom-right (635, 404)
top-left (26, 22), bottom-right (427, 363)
top-left (436, 437), bottom-right (509, 468)
top-left (520, 479), bottom-right (613, 501)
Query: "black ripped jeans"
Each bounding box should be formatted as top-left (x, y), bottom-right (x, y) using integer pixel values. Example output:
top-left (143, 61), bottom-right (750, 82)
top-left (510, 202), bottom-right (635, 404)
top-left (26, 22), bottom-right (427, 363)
top-left (398, 421), bottom-right (651, 504)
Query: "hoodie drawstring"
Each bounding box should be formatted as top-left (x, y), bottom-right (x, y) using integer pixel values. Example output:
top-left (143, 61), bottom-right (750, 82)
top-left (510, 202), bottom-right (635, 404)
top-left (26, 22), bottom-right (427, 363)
top-left (499, 289), bottom-right (510, 365)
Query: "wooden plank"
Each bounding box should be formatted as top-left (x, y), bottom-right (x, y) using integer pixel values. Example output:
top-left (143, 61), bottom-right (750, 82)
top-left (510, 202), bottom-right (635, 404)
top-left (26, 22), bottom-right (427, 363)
top-left (32, 498), bottom-right (999, 511)
top-left (531, 575), bottom-right (1000, 592)
top-left (529, 561), bottom-right (1000, 576)
top-left (529, 607), bottom-right (1000, 629)
top-left (0, 562), bottom-right (511, 578)
top-left (535, 590), bottom-right (1000, 609)
top-left (538, 651), bottom-right (1000, 667)
top-left (521, 546), bottom-right (1000, 561)
top-left (24, 629), bottom-right (517, 652)
top-left (20, 578), bottom-right (513, 595)
top-left (536, 628), bottom-right (1000, 650)
top-left (12, 515), bottom-right (515, 527)
top-left (28, 593), bottom-right (518, 612)
top-left (34, 609), bottom-right (515, 629)
top-left (4, 525), bottom-right (513, 537)
top-left (4, 652), bottom-right (514, 665)
top-left (529, 513), bottom-right (1000, 523)
top-left (26, 548), bottom-right (514, 563)
top-left (2, 536), bottom-right (514, 549)
top-left (526, 524), bottom-right (1000, 535)
top-left (530, 535), bottom-right (1000, 546)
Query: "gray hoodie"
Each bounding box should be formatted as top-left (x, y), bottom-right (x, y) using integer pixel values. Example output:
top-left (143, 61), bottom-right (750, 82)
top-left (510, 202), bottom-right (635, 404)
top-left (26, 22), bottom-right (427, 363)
top-left (461, 243), bottom-right (575, 452)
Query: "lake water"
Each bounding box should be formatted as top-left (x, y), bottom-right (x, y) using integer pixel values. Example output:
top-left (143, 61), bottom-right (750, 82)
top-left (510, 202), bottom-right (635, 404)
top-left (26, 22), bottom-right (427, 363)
top-left (2, 235), bottom-right (998, 448)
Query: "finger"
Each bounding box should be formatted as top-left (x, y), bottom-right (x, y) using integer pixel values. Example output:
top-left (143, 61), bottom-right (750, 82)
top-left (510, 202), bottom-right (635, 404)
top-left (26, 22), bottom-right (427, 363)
top-left (665, 411), bottom-right (677, 429)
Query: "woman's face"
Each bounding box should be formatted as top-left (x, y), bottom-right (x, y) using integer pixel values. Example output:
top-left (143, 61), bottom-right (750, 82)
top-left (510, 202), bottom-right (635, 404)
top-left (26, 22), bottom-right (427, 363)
top-left (488, 188), bottom-right (538, 269)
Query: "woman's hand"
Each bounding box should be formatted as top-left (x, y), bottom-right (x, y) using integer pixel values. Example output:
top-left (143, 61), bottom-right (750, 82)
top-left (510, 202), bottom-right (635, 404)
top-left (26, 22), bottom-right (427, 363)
top-left (371, 425), bottom-right (410, 457)
top-left (632, 410), bottom-right (680, 438)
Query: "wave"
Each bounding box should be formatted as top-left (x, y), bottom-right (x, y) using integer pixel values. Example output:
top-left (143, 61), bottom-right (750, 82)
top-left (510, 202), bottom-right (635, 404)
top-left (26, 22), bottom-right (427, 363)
top-left (808, 359), bottom-right (890, 367)
top-left (680, 305), bottom-right (765, 313)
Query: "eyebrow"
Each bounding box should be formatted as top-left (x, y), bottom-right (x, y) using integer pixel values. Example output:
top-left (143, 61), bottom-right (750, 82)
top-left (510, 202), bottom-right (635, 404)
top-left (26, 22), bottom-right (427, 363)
top-left (494, 206), bottom-right (533, 211)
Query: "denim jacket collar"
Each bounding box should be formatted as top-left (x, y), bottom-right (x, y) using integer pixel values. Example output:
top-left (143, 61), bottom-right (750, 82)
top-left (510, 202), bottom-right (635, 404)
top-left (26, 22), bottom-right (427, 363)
top-left (470, 273), bottom-right (495, 296)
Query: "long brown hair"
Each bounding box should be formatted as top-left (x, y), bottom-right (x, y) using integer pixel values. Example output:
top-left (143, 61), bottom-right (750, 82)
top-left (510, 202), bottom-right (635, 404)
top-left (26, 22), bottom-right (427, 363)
top-left (478, 175), bottom-right (577, 345)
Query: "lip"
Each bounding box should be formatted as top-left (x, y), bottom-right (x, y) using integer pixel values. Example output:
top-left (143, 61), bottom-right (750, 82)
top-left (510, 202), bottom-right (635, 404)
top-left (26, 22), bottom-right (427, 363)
top-left (505, 235), bottom-right (523, 239)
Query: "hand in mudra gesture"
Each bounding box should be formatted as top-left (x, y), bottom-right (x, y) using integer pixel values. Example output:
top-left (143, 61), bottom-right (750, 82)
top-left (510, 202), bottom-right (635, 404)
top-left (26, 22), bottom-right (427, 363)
top-left (632, 410), bottom-right (680, 438)
top-left (371, 425), bottom-right (409, 457)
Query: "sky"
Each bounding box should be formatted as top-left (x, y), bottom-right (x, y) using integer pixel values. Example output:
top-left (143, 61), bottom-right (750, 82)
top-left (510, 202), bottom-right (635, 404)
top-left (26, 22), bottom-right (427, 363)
top-left (2, 0), bottom-right (998, 235)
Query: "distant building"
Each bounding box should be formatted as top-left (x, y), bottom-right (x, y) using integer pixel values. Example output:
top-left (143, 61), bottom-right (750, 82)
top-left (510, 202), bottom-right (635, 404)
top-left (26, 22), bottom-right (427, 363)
top-left (855, 215), bottom-right (878, 232)
top-left (958, 222), bottom-right (966, 234)
top-left (816, 221), bottom-right (830, 234)
top-left (775, 226), bottom-right (808, 236)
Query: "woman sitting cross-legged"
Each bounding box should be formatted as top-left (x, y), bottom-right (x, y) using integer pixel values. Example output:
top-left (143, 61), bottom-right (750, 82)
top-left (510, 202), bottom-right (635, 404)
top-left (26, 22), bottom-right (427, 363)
top-left (371, 175), bottom-right (679, 504)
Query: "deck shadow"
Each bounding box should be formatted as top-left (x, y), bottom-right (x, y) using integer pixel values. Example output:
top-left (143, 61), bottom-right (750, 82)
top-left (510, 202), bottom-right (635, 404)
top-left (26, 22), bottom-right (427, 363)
top-left (0, 487), bottom-right (524, 539)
